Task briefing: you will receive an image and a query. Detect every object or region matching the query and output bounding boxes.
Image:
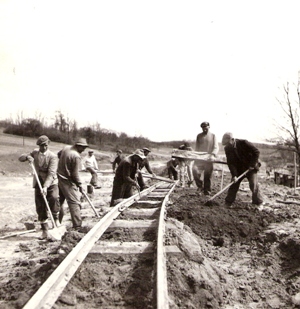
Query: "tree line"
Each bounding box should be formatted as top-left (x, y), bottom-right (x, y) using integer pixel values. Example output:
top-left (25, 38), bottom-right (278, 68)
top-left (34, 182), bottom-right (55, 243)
top-left (0, 110), bottom-right (187, 152)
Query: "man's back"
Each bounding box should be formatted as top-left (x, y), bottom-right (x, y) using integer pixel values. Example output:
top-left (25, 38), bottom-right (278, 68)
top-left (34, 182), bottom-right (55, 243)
top-left (57, 146), bottom-right (82, 184)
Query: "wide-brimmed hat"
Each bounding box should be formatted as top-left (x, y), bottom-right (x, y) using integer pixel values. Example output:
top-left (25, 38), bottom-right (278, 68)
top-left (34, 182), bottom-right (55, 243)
top-left (36, 135), bottom-right (50, 146)
top-left (133, 149), bottom-right (146, 159)
top-left (143, 147), bottom-right (151, 153)
top-left (75, 138), bottom-right (88, 147)
top-left (116, 149), bottom-right (123, 154)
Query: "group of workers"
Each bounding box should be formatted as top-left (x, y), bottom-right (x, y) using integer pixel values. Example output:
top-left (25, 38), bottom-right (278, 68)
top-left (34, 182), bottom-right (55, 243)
top-left (19, 138), bottom-right (156, 239)
top-left (19, 136), bottom-right (90, 239)
top-left (167, 121), bottom-right (264, 206)
top-left (19, 121), bottom-right (263, 239)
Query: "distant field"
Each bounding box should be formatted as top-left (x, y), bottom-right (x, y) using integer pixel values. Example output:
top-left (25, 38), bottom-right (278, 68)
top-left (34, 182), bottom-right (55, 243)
top-left (0, 130), bottom-right (174, 175)
top-left (0, 129), bottom-right (285, 176)
top-left (0, 131), bottom-right (67, 175)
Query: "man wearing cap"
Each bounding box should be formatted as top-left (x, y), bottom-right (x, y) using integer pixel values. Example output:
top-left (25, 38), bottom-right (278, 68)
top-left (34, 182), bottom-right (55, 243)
top-left (19, 135), bottom-right (60, 239)
top-left (178, 142), bottom-right (194, 187)
top-left (57, 138), bottom-right (88, 229)
top-left (112, 149), bottom-right (124, 173)
top-left (110, 149), bottom-right (146, 206)
top-left (136, 147), bottom-right (156, 191)
top-left (82, 150), bottom-right (101, 189)
top-left (221, 132), bottom-right (263, 206)
top-left (193, 121), bottom-right (219, 195)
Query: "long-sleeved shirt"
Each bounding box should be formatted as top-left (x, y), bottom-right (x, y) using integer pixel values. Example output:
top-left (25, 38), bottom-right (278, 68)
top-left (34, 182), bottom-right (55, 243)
top-left (224, 139), bottom-right (260, 177)
top-left (195, 131), bottom-right (219, 156)
top-left (114, 155), bottom-right (138, 186)
top-left (57, 145), bottom-right (83, 187)
top-left (112, 154), bottom-right (124, 171)
top-left (82, 154), bottom-right (98, 170)
top-left (19, 149), bottom-right (58, 188)
top-left (167, 158), bottom-right (179, 172)
top-left (139, 157), bottom-right (153, 174)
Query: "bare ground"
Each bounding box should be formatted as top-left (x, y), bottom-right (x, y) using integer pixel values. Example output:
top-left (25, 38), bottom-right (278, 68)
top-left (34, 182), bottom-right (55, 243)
top-left (1, 168), bottom-right (300, 308)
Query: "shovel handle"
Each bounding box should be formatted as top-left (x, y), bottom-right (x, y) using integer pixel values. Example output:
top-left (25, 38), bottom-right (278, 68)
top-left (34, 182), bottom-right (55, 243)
top-left (30, 162), bottom-right (57, 228)
top-left (141, 173), bottom-right (175, 183)
top-left (207, 169), bottom-right (250, 202)
top-left (82, 191), bottom-right (100, 217)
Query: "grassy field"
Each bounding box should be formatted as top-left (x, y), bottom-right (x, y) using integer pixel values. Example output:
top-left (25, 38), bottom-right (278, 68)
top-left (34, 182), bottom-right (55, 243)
top-left (0, 130), bottom-right (73, 175)
top-left (0, 130), bottom-right (174, 176)
top-left (0, 128), bottom-right (288, 177)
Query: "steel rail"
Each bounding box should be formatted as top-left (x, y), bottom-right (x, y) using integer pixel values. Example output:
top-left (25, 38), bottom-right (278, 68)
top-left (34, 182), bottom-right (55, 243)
top-left (156, 180), bottom-right (178, 309)
top-left (23, 182), bottom-right (162, 309)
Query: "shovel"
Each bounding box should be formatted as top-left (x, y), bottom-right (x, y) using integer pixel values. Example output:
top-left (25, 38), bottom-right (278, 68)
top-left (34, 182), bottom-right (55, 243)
top-left (135, 175), bottom-right (141, 198)
top-left (204, 169), bottom-right (250, 206)
top-left (30, 162), bottom-right (66, 240)
top-left (81, 190), bottom-right (100, 217)
top-left (141, 172), bottom-right (176, 183)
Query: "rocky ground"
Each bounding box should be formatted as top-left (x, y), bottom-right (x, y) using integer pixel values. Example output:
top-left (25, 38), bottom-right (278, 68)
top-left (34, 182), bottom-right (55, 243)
top-left (1, 167), bottom-right (300, 308)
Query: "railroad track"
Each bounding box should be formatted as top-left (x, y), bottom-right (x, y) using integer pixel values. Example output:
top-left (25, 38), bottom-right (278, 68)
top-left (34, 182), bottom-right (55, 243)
top-left (23, 179), bottom-right (178, 309)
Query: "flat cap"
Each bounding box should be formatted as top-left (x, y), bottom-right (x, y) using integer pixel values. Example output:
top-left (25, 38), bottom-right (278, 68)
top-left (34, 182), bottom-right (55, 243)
top-left (116, 149), bottom-right (123, 154)
top-left (133, 149), bottom-right (146, 160)
top-left (36, 135), bottom-right (50, 146)
top-left (200, 121), bottom-right (210, 128)
top-left (75, 138), bottom-right (88, 147)
top-left (88, 150), bottom-right (94, 153)
top-left (143, 147), bottom-right (151, 153)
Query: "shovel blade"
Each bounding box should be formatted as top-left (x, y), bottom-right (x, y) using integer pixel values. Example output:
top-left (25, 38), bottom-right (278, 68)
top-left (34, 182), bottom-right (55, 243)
top-left (48, 225), bottom-right (67, 241)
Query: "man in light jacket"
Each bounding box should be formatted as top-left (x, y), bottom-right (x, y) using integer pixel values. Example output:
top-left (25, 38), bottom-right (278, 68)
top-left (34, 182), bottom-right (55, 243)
top-left (57, 138), bottom-right (88, 230)
top-left (193, 121), bottom-right (219, 195)
top-left (19, 135), bottom-right (60, 239)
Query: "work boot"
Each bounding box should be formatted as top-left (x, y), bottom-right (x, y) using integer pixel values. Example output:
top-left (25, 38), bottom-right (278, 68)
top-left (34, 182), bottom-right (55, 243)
top-left (53, 213), bottom-right (61, 227)
top-left (39, 223), bottom-right (50, 240)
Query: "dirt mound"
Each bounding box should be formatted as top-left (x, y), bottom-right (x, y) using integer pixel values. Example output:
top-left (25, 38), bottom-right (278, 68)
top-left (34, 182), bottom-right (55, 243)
top-left (165, 184), bottom-right (300, 308)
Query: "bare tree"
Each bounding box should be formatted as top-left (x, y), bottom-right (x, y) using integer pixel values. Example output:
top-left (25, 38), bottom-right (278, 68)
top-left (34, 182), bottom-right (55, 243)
top-left (276, 74), bottom-right (300, 164)
top-left (54, 110), bottom-right (68, 132)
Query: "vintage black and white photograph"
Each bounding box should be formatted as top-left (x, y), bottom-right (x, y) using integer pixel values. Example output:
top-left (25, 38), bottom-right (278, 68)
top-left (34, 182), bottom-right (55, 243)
top-left (1, 1), bottom-right (300, 308)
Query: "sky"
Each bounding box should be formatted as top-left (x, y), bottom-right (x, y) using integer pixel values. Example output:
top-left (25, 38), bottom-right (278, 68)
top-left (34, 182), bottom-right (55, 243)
top-left (1, 0), bottom-right (300, 143)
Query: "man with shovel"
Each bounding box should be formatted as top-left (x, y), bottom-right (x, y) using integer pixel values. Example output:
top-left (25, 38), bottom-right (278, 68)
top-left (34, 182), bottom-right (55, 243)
top-left (221, 132), bottom-right (264, 206)
top-left (110, 149), bottom-right (146, 206)
top-left (136, 147), bottom-right (156, 191)
top-left (19, 135), bottom-right (60, 240)
top-left (57, 138), bottom-right (88, 230)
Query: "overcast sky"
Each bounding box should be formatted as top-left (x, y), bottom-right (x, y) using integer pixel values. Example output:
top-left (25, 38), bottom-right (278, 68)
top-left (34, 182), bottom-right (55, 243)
top-left (1, 1), bottom-right (300, 143)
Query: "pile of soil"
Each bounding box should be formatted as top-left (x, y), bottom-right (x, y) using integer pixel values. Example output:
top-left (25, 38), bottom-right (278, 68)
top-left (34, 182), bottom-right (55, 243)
top-left (165, 180), bottom-right (300, 308)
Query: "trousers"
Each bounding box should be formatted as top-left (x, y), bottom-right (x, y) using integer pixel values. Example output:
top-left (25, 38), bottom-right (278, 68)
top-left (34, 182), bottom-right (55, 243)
top-left (35, 184), bottom-right (60, 222)
top-left (192, 162), bottom-right (213, 193)
top-left (86, 167), bottom-right (99, 187)
top-left (58, 178), bottom-right (82, 228)
top-left (225, 170), bottom-right (263, 205)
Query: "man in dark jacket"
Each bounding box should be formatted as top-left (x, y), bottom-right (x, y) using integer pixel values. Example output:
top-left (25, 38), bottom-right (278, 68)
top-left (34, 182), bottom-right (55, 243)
top-left (110, 149), bottom-right (146, 206)
top-left (167, 158), bottom-right (179, 180)
top-left (137, 147), bottom-right (156, 190)
top-left (222, 132), bottom-right (264, 206)
top-left (112, 149), bottom-right (124, 173)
